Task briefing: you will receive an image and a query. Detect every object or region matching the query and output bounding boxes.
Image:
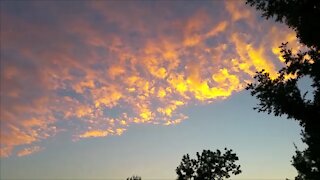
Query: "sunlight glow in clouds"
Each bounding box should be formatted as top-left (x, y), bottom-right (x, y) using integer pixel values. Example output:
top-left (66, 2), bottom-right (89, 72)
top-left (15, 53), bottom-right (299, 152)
top-left (0, 1), bottom-right (301, 157)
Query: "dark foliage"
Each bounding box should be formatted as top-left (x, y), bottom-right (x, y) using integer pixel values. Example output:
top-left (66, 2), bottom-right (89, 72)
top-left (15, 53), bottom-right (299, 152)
top-left (246, 0), bottom-right (320, 49)
top-left (246, 1), bottom-right (320, 179)
top-left (176, 148), bottom-right (241, 180)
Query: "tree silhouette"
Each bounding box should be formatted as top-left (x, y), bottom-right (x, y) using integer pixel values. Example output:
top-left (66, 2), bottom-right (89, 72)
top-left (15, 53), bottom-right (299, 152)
top-left (176, 148), bottom-right (241, 180)
top-left (246, 0), bottom-right (320, 179)
top-left (246, 45), bottom-right (320, 179)
top-left (126, 175), bottom-right (142, 180)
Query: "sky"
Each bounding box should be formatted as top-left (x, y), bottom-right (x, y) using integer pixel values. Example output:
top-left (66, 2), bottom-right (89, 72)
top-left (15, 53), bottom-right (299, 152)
top-left (0, 0), bottom-right (307, 179)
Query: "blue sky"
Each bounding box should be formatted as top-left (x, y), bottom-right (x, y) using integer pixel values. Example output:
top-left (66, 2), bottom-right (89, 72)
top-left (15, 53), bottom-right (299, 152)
top-left (0, 0), bottom-right (306, 179)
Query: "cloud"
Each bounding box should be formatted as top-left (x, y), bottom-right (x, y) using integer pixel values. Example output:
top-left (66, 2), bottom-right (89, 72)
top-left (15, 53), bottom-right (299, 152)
top-left (0, 1), bottom-right (301, 157)
top-left (79, 130), bottom-right (110, 138)
top-left (17, 146), bottom-right (43, 157)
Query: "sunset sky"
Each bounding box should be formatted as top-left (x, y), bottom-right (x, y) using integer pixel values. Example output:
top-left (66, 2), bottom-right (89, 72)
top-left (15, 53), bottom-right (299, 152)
top-left (0, 0), bottom-right (308, 179)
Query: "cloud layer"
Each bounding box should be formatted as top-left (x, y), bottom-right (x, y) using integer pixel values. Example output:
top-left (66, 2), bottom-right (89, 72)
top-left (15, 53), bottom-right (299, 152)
top-left (0, 1), bottom-right (300, 157)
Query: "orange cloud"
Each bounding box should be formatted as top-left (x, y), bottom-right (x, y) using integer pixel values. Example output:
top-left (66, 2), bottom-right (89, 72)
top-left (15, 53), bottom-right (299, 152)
top-left (1, 1), bottom-right (301, 157)
top-left (206, 21), bottom-right (228, 37)
top-left (109, 65), bottom-right (126, 79)
top-left (183, 9), bottom-right (210, 47)
top-left (93, 86), bottom-right (123, 108)
top-left (0, 146), bottom-right (13, 158)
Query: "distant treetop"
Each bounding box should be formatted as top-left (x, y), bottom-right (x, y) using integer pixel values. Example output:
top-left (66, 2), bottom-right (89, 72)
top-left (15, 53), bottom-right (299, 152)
top-left (127, 175), bottom-right (142, 180)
